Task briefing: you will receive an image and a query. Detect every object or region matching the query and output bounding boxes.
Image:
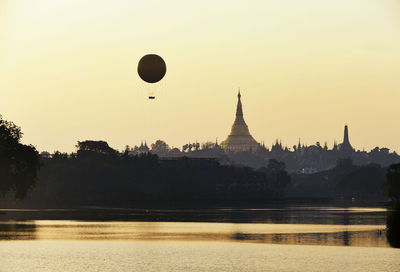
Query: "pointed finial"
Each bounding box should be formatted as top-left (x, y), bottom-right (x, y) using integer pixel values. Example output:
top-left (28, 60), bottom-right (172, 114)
top-left (343, 124), bottom-right (350, 144)
top-left (235, 89), bottom-right (243, 116)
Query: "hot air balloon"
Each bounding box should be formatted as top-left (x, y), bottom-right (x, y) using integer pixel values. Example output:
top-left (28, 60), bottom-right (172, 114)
top-left (137, 54), bottom-right (166, 99)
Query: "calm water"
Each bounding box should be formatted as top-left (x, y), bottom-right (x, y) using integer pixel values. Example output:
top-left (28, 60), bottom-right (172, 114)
top-left (0, 205), bottom-right (399, 271)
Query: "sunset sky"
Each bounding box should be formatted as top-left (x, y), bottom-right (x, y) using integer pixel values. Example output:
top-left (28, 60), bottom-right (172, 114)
top-left (1, 0), bottom-right (399, 153)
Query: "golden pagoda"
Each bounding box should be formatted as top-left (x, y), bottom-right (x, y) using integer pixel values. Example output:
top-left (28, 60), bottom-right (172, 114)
top-left (220, 91), bottom-right (259, 152)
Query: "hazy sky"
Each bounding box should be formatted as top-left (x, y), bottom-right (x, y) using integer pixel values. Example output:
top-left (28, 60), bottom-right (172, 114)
top-left (1, 0), bottom-right (399, 153)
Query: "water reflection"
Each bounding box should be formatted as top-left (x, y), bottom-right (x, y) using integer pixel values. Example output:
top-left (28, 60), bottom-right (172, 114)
top-left (0, 221), bottom-right (37, 240)
top-left (0, 206), bottom-right (391, 247)
top-left (0, 220), bottom-right (389, 247)
top-left (232, 230), bottom-right (387, 247)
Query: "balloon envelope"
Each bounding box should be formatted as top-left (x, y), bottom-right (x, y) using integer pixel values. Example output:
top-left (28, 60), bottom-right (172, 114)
top-left (137, 54), bottom-right (166, 83)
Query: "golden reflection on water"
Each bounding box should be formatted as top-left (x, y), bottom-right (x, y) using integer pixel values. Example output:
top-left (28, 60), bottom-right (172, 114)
top-left (0, 206), bottom-right (391, 247)
top-left (312, 207), bottom-right (388, 213)
top-left (0, 207), bottom-right (396, 272)
top-left (0, 220), bottom-right (388, 247)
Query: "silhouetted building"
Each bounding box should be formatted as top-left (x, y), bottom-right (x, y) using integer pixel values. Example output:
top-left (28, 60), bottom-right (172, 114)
top-left (221, 90), bottom-right (259, 152)
top-left (138, 141), bottom-right (150, 153)
top-left (338, 125), bottom-right (354, 156)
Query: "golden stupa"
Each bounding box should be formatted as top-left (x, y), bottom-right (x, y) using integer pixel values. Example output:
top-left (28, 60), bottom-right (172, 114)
top-left (220, 91), bottom-right (259, 152)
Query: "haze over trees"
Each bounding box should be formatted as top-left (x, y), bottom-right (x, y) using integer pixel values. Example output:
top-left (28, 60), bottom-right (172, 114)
top-left (122, 138), bottom-right (399, 173)
top-left (286, 158), bottom-right (389, 200)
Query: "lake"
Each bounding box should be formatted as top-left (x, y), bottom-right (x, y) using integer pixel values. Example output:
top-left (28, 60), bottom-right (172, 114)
top-left (0, 205), bottom-right (399, 271)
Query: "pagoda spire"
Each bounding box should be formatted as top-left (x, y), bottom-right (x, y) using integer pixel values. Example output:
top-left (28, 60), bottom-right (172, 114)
top-left (339, 124), bottom-right (354, 155)
top-left (236, 89), bottom-right (243, 116)
top-left (343, 124), bottom-right (350, 145)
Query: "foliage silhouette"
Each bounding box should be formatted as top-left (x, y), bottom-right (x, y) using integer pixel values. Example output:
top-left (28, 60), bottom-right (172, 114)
top-left (0, 115), bottom-right (41, 199)
top-left (335, 163), bottom-right (385, 199)
top-left (386, 202), bottom-right (400, 248)
top-left (27, 142), bottom-right (291, 206)
top-left (382, 163), bottom-right (400, 202)
top-left (151, 140), bottom-right (170, 156)
top-left (258, 159), bottom-right (291, 198)
top-left (76, 140), bottom-right (118, 157)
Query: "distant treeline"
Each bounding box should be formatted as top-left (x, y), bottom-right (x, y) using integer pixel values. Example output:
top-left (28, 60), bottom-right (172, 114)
top-left (39, 138), bottom-right (400, 173)
top-left (289, 158), bottom-right (395, 200)
top-left (13, 141), bottom-right (291, 207)
top-left (9, 140), bottom-right (399, 207)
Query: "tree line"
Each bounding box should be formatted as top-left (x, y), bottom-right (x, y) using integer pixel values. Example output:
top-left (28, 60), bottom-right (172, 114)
top-left (31, 140), bottom-right (290, 206)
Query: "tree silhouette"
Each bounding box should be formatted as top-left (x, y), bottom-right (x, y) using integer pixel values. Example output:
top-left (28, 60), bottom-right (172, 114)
top-left (381, 164), bottom-right (400, 248)
top-left (383, 163), bottom-right (400, 202)
top-left (387, 202), bottom-right (400, 248)
top-left (76, 140), bottom-right (117, 157)
top-left (151, 140), bottom-right (170, 155)
top-left (259, 159), bottom-right (291, 197)
top-left (0, 115), bottom-right (41, 199)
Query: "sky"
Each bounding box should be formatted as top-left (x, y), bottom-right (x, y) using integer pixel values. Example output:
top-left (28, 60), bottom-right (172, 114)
top-left (0, 0), bottom-right (399, 153)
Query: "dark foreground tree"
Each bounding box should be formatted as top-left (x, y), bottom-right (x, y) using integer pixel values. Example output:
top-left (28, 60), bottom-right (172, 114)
top-left (0, 115), bottom-right (41, 199)
top-left (335, 163), bottom-right (386, 199)
top-left (387, 202), bottom-right (400, 248)
top-left (259, 159), bottom-right (291, 197)
top-left (383, 163), bottom-right (400, 202)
